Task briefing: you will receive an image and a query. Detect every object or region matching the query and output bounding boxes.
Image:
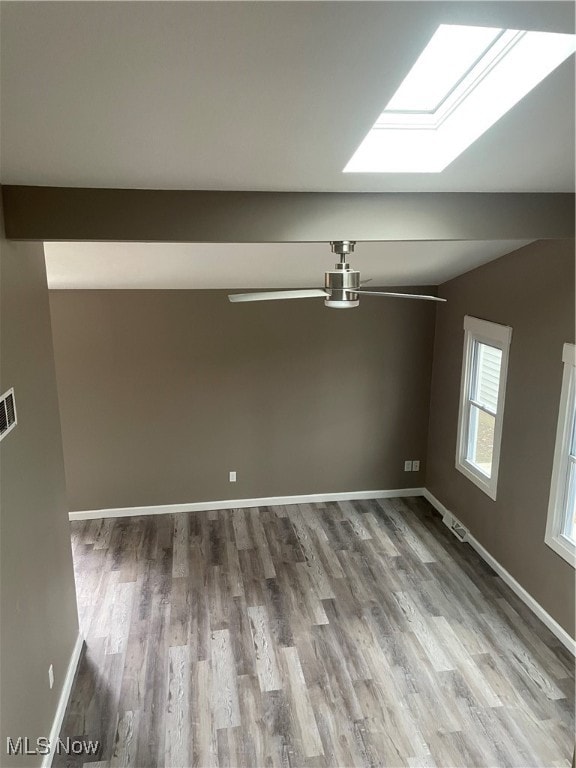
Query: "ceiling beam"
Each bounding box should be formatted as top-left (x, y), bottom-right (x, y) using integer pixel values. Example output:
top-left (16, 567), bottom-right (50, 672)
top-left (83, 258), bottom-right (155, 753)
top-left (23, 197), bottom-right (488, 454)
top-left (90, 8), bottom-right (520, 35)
top-left (2, 186), bottom-right (574, 242)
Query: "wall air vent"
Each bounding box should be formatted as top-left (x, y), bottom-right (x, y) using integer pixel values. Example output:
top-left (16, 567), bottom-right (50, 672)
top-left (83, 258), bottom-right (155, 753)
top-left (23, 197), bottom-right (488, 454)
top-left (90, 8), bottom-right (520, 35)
top-left (441, 511), bottom-right (469, 542)
top-left (0, 388), bottom-right (17, 441)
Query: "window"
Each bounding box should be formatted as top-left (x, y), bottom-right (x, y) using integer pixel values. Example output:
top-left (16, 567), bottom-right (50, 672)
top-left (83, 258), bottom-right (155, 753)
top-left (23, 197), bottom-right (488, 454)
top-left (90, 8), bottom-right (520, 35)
top-left (545, 344), bottom-right (576, 567)
top-left (343, 24), bottom-right (576, 173)
top-left (0, 388), bottom-right (17, 442)
top-left (456, 316), bottom-right (512, 500)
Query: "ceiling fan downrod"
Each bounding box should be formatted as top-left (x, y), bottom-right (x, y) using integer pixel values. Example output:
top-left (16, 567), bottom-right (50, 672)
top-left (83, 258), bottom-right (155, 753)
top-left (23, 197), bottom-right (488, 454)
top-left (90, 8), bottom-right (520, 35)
top-left (326, 241), bottom-right (360, 309)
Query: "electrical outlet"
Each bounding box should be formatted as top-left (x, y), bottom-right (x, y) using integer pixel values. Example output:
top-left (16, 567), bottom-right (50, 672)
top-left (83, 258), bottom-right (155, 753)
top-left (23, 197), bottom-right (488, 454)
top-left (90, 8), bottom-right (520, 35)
top-left (229, 471), bottom-right (237, 482)
top-left (404, 460), bottom-right (412, 471)
top-left (412, 460), bottom-right (420, 472)
top-left (48, 664), bottom-right (54, 689)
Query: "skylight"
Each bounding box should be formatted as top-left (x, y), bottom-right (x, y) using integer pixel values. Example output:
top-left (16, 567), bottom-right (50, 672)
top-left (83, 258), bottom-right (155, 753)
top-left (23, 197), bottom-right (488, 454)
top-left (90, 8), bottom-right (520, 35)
top-left (344, 24), bottom-right (576, 173)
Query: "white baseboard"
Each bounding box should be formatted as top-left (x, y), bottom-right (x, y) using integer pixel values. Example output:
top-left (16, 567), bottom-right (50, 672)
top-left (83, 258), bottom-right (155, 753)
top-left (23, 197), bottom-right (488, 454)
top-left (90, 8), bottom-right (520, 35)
top-left (68, 487), bottom-right (426, 521)
top-left (42, 632), bottom-right (85, 767)
top-left (422, 489), bottom-right (576, 657)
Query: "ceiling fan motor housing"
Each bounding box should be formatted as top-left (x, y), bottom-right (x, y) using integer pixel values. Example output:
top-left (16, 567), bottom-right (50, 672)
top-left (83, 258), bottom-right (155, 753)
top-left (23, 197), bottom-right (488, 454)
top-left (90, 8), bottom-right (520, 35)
top-left (324, 265), bottom-right (360, 308)
top-left (325, 241), bottom-right (360, 308)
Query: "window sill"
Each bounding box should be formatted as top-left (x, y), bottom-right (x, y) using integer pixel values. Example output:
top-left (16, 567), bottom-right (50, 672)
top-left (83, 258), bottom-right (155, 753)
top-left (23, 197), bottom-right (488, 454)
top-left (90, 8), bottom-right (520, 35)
top-left (456, 459), bottom-right (497, 501)
top-left (545, 532), bottom-right (576, 568)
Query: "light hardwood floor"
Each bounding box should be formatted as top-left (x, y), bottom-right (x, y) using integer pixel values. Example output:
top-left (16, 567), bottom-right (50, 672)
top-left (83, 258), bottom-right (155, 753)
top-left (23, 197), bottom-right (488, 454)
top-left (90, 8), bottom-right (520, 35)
top-left (55, 497), bottom-right (574, 767)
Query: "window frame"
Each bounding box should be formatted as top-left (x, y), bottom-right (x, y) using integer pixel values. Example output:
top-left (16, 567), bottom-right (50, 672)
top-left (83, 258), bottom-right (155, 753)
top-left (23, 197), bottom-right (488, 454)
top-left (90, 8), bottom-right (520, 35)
top-left (545, 343), bottom-right (576, 568)
top-left (455, 315), bottom-right (512, 500)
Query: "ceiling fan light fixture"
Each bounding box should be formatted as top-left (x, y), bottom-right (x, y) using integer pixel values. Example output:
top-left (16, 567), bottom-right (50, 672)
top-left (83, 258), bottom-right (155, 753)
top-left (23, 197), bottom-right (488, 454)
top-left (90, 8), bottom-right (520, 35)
top-left (324, 298), bottom-right (360, 309)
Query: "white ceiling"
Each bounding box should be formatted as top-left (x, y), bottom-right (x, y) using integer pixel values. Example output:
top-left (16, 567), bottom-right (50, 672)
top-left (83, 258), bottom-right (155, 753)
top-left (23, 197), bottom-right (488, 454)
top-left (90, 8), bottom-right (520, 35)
top-left (1, 1), bottom-right (574, 193)
top-left (44, 240), bottom-right (533, 289)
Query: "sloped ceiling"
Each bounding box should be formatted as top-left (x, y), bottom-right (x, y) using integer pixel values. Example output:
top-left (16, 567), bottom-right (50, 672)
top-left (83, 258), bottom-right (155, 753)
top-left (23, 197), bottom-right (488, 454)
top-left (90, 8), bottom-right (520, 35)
top-left (44, 240), bottom-right (533, 289)
top-left (2, 2), bottom-right (571, 288)
top-left (1, 1), bottom-right (574, 192)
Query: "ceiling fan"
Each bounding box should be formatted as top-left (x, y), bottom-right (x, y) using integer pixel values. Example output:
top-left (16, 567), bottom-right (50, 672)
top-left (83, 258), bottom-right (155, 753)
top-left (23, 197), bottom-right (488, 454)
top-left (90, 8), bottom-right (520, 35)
top-left (228, 241), bottom-right (446, 309)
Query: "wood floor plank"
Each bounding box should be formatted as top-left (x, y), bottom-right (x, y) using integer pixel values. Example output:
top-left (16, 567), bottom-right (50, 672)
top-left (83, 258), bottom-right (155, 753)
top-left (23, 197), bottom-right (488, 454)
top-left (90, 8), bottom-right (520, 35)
top-left (236, 675), bottom-right (266, 767)
top-left (105, 581), bottom-right (135, 656)
top-left (407, 755), bottom-right (438, 768)
top-left (239, 687), bottom-right (283, 768)
top-left (135, 595), bottom-right (169, 767)
top-left (58, 499), bottom-right (574, 768)
top-left (165, 645), bottom-right (190, 768)
top-left (225, 536), bottom-right (245, 598)
top-left (117, 632), bottom-right (147, 714)
top-left (430, 615), bottom-right (502, 707)
top-left (168, 576), bottom-right (191, 647)
top-left (321, 598), bottom-right (373, 683)
top-left (262, 575), bottom-right (295, 648)
top-left (237, 548), bottom-right (266, 607)
top-left (308, 682), bottom-right (367, 768)
top-left (361, 511), bottom-right (400, 557)
top-left (290, 510), bottom-right (335, 600)
top-left (249, 507), bottom-right (277, 579)
top-left (392, 591), bottom-right (455, 673)
top-left (90, 570), bottom-right (120, 639)
top-left (480, 608), bottom-right (568, 701)
top-left (377, 499), bottom-right (436, 563)
top-left (206, 564), bottom-right (228, 631)
top-left (260, 688), bottom-right (304, 768)
top-left (171, 514), bottom-right (189, 578)
top-left (210, 628), bottom-right (241, 729)
top-left (337, 500), bottom-right (372, 541)
top-left (96, 658), bottom-right (126, 762)
top-left (354, 678), bottom-right (414, 766)
top-left (232, 508), bottom-right (252, 551)
top-left (312, 530), bottom-right (346, 580)
top-left (358, 665), bottom-right (432, 761)
top-left (110, 710), bottom-right (139, 767)
top-left (295, 562), bottom-right (330, 626)
top-left (248, 605), bottom-right (283, 692)
top-left (313, 624), bottom-right (364, 722)
top-left (298, 503), bottom-right (330, 536)
top-left (495, 597), bottom-right (572, 679)
top-left (192, 659), bottom-right (217, 768)
top-left (280, 646), bottom-right (324, 758)
top-left (394, 631), bottom-right (464, 734)
top-left (93, 519), bottom-right (115, 551)
top-left (227, 595), bottom-right (256, 677)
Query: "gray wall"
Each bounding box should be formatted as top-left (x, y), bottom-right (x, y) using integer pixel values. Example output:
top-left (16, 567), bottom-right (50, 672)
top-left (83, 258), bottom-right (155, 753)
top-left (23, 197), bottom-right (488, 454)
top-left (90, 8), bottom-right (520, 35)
top-left (0, 222), bottom-right (79, 763)
top-left (49, 289), bottom-right (436, 512)
top-left (426, 238), bottom-right (575, 636)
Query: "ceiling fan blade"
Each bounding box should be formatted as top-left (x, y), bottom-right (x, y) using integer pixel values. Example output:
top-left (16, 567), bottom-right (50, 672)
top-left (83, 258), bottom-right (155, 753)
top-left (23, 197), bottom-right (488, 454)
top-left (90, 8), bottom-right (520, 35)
top-left (347, 289), bottom-right (446, 302)
top-left (228, 288), bottom-right (329, 303)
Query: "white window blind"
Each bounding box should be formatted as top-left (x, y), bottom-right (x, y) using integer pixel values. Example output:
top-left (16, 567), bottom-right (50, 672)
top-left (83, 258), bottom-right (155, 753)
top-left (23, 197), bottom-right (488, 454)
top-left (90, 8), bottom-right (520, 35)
top-left (472, 343), bottom-right (502, 414)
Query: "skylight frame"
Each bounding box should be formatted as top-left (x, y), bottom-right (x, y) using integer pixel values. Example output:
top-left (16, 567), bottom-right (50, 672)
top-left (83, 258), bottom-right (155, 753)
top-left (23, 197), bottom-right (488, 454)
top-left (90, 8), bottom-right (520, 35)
top-left (344, 24), bottom-right (576, 174)
top-left (383, 25), bottom-right (504, 115)
top-left (374, 29), bottom-right (521, 131)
